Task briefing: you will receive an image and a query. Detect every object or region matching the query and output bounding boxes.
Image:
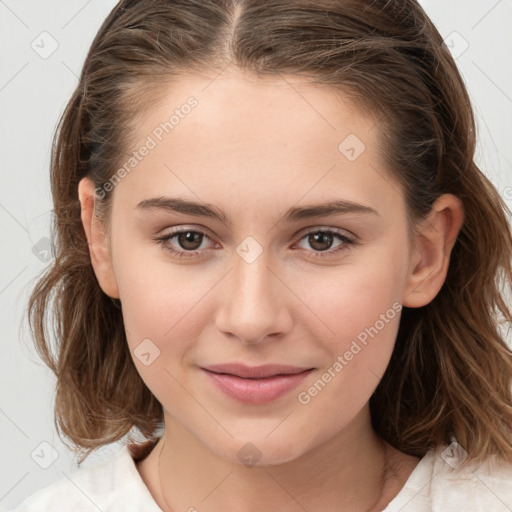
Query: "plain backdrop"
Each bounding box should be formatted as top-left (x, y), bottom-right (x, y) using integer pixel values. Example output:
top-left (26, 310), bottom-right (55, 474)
top-left (1, 0), bottom-right (511, 509)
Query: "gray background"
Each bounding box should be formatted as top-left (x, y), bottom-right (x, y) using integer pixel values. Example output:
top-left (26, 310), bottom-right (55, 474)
top-left (1, 0), bottom-right (511, 509)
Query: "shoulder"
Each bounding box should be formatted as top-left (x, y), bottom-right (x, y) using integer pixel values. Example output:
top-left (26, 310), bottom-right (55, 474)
top-left (430, 445), bottom-right (512, 510)
top-left (8, 441), bottom-right (162, 512)
top-left (384, 442), bottom-right (512, 512)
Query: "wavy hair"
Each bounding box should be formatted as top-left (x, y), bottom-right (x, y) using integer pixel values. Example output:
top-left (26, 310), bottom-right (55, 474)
top-left (26, 0), bottom-right (512, 466)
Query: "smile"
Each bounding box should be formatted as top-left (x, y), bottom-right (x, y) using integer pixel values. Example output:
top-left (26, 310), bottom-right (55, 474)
top-left (201, 364), bottom-right (315, 404)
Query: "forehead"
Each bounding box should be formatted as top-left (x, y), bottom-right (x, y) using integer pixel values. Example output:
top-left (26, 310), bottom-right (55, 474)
top-left (143, 71), bottom-right (375, 155)
top-left (112, 72), bottom-right (400, 218)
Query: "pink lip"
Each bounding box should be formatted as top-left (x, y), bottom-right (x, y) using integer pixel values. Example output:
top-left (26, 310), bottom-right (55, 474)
top-left (201, 364), bottom-right (314, 404)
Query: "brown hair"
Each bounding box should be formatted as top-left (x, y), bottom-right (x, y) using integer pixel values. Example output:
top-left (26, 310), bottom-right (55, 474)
top-left (26, 0), bottom-right (512, 466)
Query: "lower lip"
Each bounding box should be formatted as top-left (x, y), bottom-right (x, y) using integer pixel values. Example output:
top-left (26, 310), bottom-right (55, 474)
top-left (201, 369), bottom-right (313, 404)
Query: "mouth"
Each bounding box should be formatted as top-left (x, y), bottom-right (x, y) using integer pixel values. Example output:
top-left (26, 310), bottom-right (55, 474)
top-left (201, 364), bottom-right (315, 404)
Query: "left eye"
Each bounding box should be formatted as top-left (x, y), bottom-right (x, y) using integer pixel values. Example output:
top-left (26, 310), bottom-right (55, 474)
top-left (154, 228), bottom-right (355, 259)
top-left (294, 229), bottom-right (355, 255)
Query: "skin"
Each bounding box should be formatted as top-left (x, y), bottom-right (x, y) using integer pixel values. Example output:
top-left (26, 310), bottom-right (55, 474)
top-left (78, 71), bottom-right (464, 511)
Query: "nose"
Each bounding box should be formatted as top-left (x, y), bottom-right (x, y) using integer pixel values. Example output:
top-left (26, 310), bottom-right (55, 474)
top-left (214, 249), bottom-right (293, 345)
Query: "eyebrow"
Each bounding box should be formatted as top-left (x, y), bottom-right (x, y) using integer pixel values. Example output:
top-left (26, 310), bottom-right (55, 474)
top-left (135, 197), bottom-right (378, 226)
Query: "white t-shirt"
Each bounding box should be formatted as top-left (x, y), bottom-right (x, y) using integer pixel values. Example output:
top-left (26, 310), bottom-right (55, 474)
top-left (9, 441), bottom-right (512, 511)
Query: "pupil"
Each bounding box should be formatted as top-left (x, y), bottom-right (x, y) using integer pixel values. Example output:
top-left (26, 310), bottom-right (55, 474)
top-left (179, 231), bottom-right (202, 250)
top-left (310, 232), bottom-right (332, 251)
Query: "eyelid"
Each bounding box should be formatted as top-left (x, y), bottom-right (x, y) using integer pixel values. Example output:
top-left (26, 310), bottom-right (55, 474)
top-left (158, 225), bottom-right (218, 243)
top-left (295, 225), bottom-right (357, 241)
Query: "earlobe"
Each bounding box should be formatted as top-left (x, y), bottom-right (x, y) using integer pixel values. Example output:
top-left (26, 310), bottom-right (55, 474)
top-left (403, 194), bottom-right (464, 308)
top-left (78, 178), bottom-right (120, 299)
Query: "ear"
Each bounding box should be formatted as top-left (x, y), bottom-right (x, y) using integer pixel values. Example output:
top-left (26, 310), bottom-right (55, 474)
top-left (403, 194), bottom-right (464, 308)
top-left (78, 177), bottom-right (120, 299)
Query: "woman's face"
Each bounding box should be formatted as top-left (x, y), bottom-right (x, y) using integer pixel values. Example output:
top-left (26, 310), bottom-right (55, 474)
top-left (89, 72), bottom-right (420, 465)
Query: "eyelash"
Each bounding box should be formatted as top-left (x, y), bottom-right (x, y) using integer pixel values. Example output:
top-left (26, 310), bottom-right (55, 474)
top-left (153, 227), bottom-right (356, 260)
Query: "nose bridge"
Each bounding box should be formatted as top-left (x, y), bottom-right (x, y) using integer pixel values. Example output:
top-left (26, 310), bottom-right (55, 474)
top-left (215, 245), bottom-right (290, 344)
top-left (235, 250), bottom-right (274, 308)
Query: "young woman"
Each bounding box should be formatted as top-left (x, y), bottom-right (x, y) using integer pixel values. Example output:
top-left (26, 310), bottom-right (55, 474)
top-left (14, 0), bottom-right (512, 510)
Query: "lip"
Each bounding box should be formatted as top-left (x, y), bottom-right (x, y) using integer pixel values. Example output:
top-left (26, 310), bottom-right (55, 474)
top-left (201, 364), bottom-right (314, 404)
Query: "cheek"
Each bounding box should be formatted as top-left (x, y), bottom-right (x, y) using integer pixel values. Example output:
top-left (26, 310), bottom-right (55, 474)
top-left (112, 249), bottom-right (208, 410)
top-left (306, 249), bottom-right (407, 347)
top-left (111, 239), bottom-right (208, 356)
top-left (318, 286), bottom-right (401, 399)
top-left (295, 242), bottom-right (408, 404)
top-left (292, 274), bottom-right (402, 453)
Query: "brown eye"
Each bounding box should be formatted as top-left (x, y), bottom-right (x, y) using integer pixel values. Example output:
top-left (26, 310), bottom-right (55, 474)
top-left (154, 228), bottom-right (214, 259)
top-left (176, 231), bottom-right (204, 251)
top-left (295, 229), bottom-right (356, 258)
top-left (307, 232), bottom-right (335, 251)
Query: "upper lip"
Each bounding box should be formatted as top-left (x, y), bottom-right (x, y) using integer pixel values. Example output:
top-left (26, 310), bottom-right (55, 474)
top-left (202, 364), bottom-right (314, 379)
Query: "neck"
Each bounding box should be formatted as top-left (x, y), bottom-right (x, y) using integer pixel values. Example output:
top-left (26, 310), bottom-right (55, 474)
top-left (140, 406), bottom-right (412, 512)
